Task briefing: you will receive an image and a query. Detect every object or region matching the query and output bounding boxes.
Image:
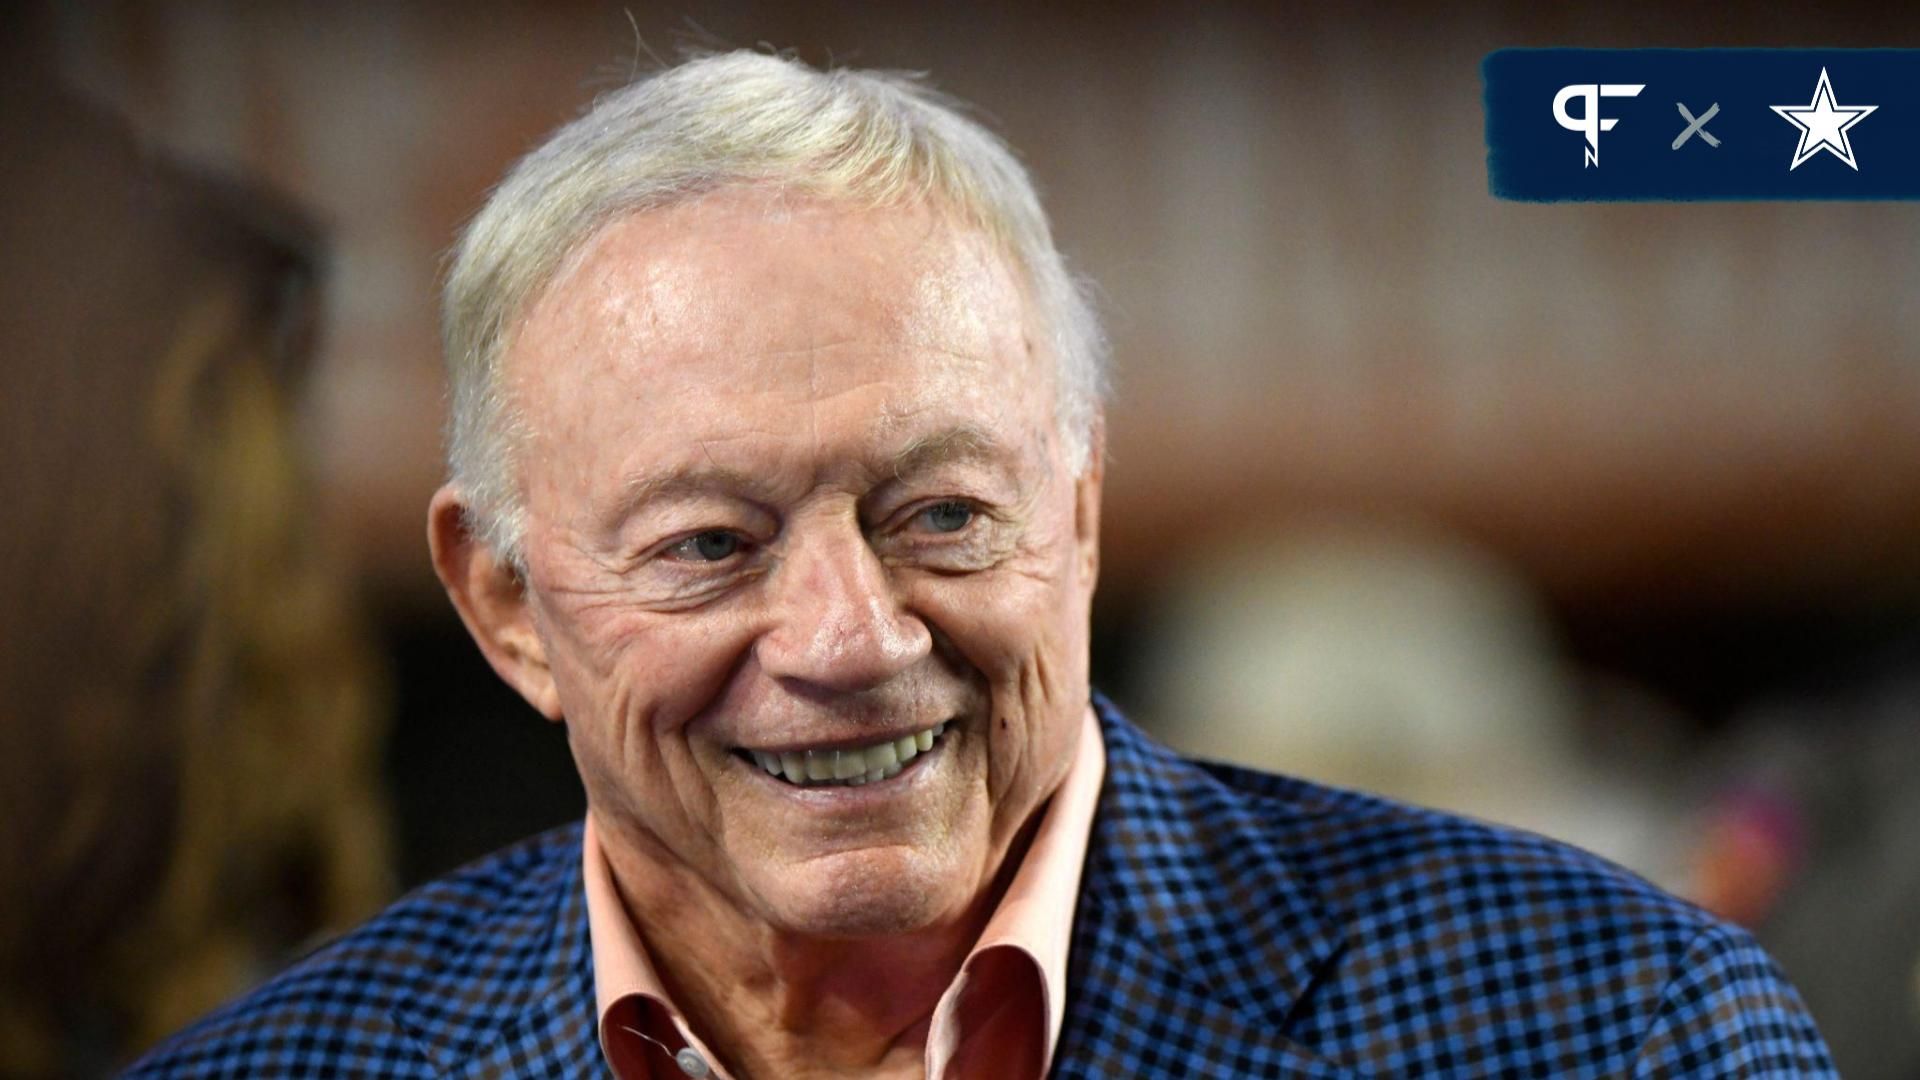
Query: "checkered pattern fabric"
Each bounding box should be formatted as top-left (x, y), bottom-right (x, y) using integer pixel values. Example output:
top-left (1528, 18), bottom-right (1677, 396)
top-left (1055, 697), bottom-right (1833, 1077)
top-left (128, 695), bottom-right (1833, 1077)
top-left (125, 824), bottom-right (602, 1078)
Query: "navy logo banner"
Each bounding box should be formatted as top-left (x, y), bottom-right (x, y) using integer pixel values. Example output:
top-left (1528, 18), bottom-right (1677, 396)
top-left (1485, 49), bottom-right (1920, 201)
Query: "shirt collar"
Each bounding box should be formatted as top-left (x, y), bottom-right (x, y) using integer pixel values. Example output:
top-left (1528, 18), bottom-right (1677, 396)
top-left (583, 706), bottom-right (1107, 1080)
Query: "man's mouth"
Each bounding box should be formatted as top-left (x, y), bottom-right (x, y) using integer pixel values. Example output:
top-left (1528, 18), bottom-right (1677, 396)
top-left (736, 721), bottom-right (951, 788)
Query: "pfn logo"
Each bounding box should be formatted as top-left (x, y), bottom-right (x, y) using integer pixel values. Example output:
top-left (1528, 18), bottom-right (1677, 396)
top-left (1553, 83), bottom-right (1645, 166)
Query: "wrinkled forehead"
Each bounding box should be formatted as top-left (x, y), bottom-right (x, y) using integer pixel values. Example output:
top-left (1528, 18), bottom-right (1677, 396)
top-left (499, 190), bottom-right (1065, 512)
top-left (506, 189), bottom-right (1050, 411)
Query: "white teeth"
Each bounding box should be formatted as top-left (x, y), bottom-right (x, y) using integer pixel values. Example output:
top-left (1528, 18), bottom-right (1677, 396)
top-left (748, 723), bottom-right (950, 788)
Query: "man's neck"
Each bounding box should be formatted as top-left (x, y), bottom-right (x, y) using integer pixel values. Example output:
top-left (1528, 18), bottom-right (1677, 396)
top-left (597, 814), bottom-right (1042, 1080)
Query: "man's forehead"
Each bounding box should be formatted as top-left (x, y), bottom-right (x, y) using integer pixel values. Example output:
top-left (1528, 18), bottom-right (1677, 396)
top-left (502, 189), bottom-right (1062, 510)
top-left (503, 190), bottom-right (1052, 448)
top-left (516, 190), bottom-right (1037, 374)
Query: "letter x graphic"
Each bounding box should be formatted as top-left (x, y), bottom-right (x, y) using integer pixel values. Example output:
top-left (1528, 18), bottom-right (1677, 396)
top-left (1673, 102), bottom-right (1720, 149)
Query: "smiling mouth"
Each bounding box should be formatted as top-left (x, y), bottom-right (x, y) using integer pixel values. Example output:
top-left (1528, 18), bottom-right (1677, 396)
top-left (735, 721), bottom-right (951, 788)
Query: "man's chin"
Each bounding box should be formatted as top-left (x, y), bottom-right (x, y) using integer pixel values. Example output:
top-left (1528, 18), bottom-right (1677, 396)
top-left (744, 847), bottom-right (973, 939)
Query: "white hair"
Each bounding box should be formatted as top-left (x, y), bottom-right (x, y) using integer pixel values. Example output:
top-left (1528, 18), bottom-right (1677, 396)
top-left (442, 49), bottom-right (1108, 568)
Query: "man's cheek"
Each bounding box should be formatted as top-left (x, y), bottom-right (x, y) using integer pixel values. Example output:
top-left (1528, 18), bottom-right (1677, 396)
top-left (561, 614), bottom-right (750, 727)
top-left (976, 615), bottom-right (1078, 790)
top-left (918, 564), bottom-right (1055, 654)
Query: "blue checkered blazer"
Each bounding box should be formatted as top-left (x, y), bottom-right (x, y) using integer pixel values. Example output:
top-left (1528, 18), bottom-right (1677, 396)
top-left (128, 696), bottom-right (1833, 1077)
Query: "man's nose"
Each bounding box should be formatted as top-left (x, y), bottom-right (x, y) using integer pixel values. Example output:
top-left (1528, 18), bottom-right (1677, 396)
top-left (756, 521), bottom-right (931, 692)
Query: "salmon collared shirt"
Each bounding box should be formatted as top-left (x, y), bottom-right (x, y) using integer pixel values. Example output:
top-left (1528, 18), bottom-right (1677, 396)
top-left (583, 707), bottom-right (1106, 1080)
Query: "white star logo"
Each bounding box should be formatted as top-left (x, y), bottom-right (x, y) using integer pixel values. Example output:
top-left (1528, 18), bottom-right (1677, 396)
top-left (1770, 68), bottom-right (1877, 171)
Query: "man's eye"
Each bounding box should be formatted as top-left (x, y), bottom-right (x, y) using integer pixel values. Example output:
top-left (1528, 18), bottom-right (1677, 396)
top-left (918, 501), bottom-right (974, 534)
top-left (669, 530), bottom-right (743, 562)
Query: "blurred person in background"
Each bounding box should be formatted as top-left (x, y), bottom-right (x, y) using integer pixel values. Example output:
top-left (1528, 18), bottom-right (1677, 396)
top-left (0, 63), bottom-right (392, 1077)
top-left (128, 51), bottom-right (1832, 1079)
top-left (1138, 525), bottom-right (1690, 889)
top-left (1679, 650), bottom-right (1920, 1080)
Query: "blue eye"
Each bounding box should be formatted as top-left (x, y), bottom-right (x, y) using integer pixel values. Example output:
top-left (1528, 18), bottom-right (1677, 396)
top-left (674, 531), bottom-right (741, 562)
top-left (920, 501), bottom-right (974, 534)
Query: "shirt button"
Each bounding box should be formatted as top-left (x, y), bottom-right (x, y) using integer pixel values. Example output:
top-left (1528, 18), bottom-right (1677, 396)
top-left (674, 1047), bottom-right (711, 1078)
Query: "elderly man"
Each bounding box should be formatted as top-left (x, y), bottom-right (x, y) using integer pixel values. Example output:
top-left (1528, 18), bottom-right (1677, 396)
top-left (131, 52), bottom-right (1832, 1078)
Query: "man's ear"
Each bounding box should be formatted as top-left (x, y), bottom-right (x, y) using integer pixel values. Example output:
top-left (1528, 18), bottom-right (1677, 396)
top-left (428, 486), bottom-right (563, 721)
top-left (1073, 413), bottom-right (1104, 589)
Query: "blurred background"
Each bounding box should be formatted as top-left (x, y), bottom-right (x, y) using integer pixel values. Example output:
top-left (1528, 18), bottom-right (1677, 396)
top-left (3, 1), bottom-right (1917, 1075)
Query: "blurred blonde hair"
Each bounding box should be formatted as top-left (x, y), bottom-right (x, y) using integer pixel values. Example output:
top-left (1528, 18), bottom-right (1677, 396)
top-left (0, 78), bottom-right (390, 1075)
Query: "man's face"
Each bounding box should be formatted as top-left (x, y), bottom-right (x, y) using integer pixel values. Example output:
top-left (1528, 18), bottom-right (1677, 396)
top-left (501, 191), bottom-right (1099, 938)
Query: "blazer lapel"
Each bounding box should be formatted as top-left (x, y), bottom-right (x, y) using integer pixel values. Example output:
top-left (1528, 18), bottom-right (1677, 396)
top-left (1054, 699), bottom-right (1353, 1076)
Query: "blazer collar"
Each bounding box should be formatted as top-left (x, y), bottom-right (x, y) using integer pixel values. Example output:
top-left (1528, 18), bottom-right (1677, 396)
top-left (1069, 694), bottom-right (1348, 1069)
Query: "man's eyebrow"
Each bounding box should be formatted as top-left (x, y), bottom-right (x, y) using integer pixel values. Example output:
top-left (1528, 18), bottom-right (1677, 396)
top-left (605, 427), bottom-right (1017, 519)
top-left (885, 424), bottom-right (1018, 481)
top-left (607, 465), bottom-right (765, 517)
